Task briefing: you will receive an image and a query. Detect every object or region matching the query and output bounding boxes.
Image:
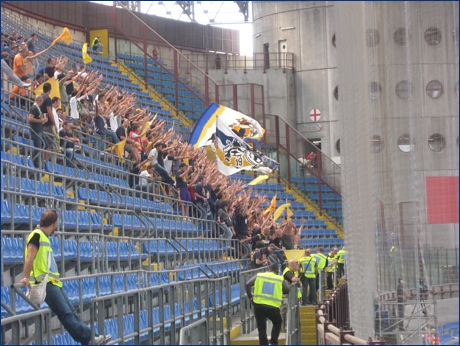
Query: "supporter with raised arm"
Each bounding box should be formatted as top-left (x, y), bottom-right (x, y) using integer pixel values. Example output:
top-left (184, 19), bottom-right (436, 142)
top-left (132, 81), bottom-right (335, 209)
top-left (148, 142), bottom-right (175, 186)
top-left (24, 47), bottom-right (49, 78)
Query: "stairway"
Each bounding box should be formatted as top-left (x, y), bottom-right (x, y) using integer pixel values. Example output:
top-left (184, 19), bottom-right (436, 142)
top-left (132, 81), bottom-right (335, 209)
top-left (300, 305), bottom-right (317, 344)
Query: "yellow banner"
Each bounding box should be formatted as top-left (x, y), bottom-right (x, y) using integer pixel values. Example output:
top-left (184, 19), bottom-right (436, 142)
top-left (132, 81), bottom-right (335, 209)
top-left (248, 175), bottom-right (269, 186)
top-left (82, 43), bottom-right (92, 65)
top-left (284, 250), bottom-right (305, 262)
top-left (273, 203), bottom-right (291, 222)
top-left (51, 27), bottom-right (73, 46)
top-left (33, 77), bottom-right (60, 99)
top-left (107, 139), bottom-right (126, 158)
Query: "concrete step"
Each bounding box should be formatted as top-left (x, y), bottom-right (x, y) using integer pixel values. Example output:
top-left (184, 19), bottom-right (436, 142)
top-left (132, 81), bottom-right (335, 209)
top-left (231, 333), bottom-right (286, 345)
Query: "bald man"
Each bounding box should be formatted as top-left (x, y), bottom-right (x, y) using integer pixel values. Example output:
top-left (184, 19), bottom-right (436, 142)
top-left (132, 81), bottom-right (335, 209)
top-left (281, 260), bottom-right (302, 332)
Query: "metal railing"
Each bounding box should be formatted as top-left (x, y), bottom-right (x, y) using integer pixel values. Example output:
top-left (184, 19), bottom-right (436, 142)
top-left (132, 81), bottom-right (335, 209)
top-left (112, 1), bottom-right (219, 117)
top-left (90, 276), bottom-right (233, 345)
top-left (316, 282), bottom-right (385, 345)
top-left (179, 52), bottom-right (295, 74)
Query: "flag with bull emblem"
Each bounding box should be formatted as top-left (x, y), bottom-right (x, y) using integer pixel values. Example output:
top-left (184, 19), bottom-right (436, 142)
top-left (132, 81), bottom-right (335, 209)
top-left (215, 115), bottom-right (279, 176)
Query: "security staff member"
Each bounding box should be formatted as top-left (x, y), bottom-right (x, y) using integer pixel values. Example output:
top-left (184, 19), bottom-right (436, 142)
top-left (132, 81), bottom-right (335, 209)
top-left (281, 260), bottom-right (302, 333)
top-left (326, 249), bottom-right (337, 289)
top-left (335, 246), bottom-right (347, 278)
top-left (299, 248), bottom-right (317, 305)
top-left (313, 247), bottom-right (328, 292)
top-left (246, 263), bottom-right (290, 345)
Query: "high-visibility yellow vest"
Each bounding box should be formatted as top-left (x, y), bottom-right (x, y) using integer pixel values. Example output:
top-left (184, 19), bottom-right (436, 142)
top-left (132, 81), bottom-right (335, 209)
top-left (282, 268), bottom-right (302, 299)
top-left (299, 255), bottom-right (316, 278)
top-left (253, 272), bottom-right (284, 308)
top-left (337, 249), bottom-right (347, 264)
top-left (92, 37), bottom-right (99, 47)
top-left (327, 254), bottom-right (336, 273)
top-left (25, 229), bottom-right (62, 288)
top-left (314, 253), bottom-right (328, 270)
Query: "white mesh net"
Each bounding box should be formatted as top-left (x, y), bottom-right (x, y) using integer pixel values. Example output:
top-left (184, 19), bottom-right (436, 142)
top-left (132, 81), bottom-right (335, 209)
top-left (336, 1), bottom-right (458, 342)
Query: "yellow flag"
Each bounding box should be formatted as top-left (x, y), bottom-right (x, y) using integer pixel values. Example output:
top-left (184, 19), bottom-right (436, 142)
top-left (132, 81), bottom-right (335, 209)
top-left (273, 203), bottom-right (291, 222)
top-left (264, 194), bottom-right (277, 215)
top-left (33, 77), bottom-right (60, 99)
top-left (107, 139), bottom-right (126, 158)
top-left (82, 43), bottom-right (92, 65)
top-left (51, 27), bottom-right (73, 46)
top-left (287, 207), bottom-right (293, 219)
top-left (248, 175), bottom-right (269, 186)
top-left (284, 249), bottom-right (305, 262)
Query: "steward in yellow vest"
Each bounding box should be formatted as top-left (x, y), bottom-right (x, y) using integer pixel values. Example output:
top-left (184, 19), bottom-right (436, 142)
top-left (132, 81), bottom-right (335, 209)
top-left (299, 248), bottom-right (318, 305)
top-left (246, 263), bottom-right (290, 345)
top-left (314, 247), bottom-right (329, 292)
top-left (20, 209), bottom-right (111, 345)
top-left (335, 246), bottom-right (347, 278)
top-left (326, 249), bottom-right (337, 289)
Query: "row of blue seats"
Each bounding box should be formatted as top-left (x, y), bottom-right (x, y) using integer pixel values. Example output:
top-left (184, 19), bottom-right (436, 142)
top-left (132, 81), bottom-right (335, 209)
top-left (322, 202), bottom-right (343, 210)
top-left (142, 240), bottom-right (227, 256)
top-left (292, 211), bottom-right (316, 219)
top-left (177, 261), bottom-right (241, 280)
top-left (250, 192), bottom-right (296, 201)
top-left (78, 188), bottom-right (174, 215)
top-left (292, 219), bottom-right (327, 229)
top-left (2, 175), bottom-right (72, 201)
top-left (298, 238), bottom-right (344, 249)
top-left (113, 215), bottom-right (196, 234)
top-left (309, 193), bottom-right (342, 202)
top-left (300, 229), bottom-right (338, 238)
top-left (0, 115), bottom-right (30, 135)
top-left (329, 211), bottom-right (343, 218)
top-left (1, 202), bottom-right (110, 231)
top-left (2, 273), bottom-right (139, 318)
top-left (73, 154), bottom-right (128, 173)
top-left (300, 185), bottom-right (335, 193)
top-left (2, 236), bottom-right (146, 265)
top-left (1, 151), bottom-right (34, 169)
top-left (44, 162), bottom-right (128, 187)
top-left (248, 183), bottom-right (285, 192)
top-left (209, 284), bottom-right (241, 308)
top-left (260, 201), bottom-right (306, 209)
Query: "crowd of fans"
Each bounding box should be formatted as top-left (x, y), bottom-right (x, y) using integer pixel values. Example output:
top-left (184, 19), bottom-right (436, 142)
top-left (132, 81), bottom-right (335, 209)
top-left (2, 29), bottom-right (315, 261)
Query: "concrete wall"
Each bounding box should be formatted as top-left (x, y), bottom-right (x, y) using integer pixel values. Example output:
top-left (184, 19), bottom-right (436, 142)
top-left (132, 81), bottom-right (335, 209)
top-left (252, 2), bottom-right (338, 158)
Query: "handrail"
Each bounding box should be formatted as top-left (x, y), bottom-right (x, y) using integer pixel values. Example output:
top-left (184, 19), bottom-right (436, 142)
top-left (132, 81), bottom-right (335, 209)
top-left (316, 282), bottom-right (385, 345)
top-left (115, 1), bottom-right (218, 86)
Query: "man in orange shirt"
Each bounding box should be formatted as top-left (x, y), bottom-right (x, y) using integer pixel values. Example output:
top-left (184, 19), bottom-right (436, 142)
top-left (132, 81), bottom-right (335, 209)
top-left (13, 46), bottom-right (28, 78)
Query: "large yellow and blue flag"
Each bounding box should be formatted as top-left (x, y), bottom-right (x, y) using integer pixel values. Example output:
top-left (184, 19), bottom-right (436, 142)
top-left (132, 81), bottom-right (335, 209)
top-left (189, 102), bottom-right (265, 149)
top-left (214, 115), bottom-right (279, 176)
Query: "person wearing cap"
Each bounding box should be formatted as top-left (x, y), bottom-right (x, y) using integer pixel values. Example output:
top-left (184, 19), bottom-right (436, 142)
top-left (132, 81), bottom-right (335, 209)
top-left (246, 262), bottom-right (290, 345)
top-left (13, 45), bottom-right (28, 78)
top-left (20, 209), bottom-right (111, 345)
